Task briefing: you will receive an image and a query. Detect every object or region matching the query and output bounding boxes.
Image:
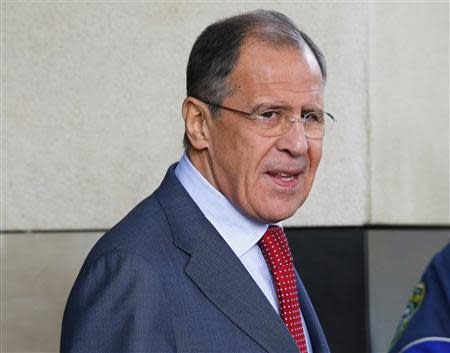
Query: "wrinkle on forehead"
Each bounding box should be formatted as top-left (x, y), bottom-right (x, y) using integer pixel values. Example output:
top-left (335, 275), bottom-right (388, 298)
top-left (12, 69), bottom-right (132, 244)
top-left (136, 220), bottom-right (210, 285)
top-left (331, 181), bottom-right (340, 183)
top-left (250, 83), bottom-right (323, 92)
top-left (233, 82), bottom-right (324, 101)
top-left (231, 77), bottom-right (323, 97)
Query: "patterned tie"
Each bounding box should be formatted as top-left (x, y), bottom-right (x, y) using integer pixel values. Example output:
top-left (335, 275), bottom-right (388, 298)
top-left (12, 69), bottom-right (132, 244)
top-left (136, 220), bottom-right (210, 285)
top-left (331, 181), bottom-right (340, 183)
top-left (258, 225), bottom-right (308, 353)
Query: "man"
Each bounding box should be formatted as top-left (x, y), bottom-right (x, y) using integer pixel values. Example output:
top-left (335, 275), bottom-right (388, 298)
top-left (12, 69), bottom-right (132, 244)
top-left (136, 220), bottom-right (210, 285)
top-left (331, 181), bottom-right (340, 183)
top-left (61, 9), bottom-right (335, 353)
top-left (389, 242), bottom-right (450, 353)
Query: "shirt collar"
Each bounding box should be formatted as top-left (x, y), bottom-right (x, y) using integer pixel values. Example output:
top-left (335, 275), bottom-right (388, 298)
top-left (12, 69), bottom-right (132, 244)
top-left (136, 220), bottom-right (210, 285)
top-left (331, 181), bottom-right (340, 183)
top-left (174, 153), bottom-right (270, 258)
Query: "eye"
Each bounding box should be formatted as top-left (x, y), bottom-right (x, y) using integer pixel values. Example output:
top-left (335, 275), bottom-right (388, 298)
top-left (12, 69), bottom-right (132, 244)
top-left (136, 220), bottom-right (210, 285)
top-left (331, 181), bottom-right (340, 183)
top-left (258, 110), bottom-right (281, 120)
top-left (303, 112), bottom-right (324, 124)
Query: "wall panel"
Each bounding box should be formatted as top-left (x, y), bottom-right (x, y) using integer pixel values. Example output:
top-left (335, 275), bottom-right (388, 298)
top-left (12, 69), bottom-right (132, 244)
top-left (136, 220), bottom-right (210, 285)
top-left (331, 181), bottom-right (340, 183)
top-left (369, 3), bottom-right (449, 224)
top-left (3, 2), bottom-right (368, 230)
top-left (1, 232), bottom-right (102, 352)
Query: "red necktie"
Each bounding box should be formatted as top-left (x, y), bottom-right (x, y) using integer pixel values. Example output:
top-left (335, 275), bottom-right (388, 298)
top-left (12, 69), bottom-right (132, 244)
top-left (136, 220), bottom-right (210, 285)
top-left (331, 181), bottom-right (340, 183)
top-left (258, 225), bottom-right (308, 353)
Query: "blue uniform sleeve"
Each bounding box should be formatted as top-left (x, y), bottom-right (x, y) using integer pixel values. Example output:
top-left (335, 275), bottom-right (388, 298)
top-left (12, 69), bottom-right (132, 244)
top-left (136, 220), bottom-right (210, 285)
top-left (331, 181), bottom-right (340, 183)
top-left (389, 242), bottom-right (450, 353)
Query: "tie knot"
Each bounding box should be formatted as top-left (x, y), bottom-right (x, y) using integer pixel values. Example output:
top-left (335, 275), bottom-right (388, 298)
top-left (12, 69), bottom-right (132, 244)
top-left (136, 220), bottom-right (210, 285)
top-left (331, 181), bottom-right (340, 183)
top-left (258, 225), bottom-right (293, 269)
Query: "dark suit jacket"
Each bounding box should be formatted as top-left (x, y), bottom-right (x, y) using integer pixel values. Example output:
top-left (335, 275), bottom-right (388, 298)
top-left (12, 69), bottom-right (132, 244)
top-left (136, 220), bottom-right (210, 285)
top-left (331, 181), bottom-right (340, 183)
top-left (61, 164), bottom-right (330, 353)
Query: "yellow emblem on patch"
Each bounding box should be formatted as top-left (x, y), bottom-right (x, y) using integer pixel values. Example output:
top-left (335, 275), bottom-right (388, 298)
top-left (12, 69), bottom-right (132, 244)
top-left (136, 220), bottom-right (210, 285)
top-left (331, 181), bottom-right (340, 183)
top-left (390, 282), bottom-right (426, 349)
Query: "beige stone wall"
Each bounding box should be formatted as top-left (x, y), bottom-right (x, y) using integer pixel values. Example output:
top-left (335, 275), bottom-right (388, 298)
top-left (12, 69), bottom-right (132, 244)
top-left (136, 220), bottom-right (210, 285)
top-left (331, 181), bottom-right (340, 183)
top-left (1, 2), bottom-right (448, 352)
top-left (369, 2), bottom-right (449, 225)
top-left (3, 2), bottom-right (368, 230)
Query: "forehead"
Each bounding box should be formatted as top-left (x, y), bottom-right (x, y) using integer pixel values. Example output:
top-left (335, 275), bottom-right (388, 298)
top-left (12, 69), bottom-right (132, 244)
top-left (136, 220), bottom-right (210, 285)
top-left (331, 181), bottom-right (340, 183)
top-left (227, 40), bottom-right (323, 104)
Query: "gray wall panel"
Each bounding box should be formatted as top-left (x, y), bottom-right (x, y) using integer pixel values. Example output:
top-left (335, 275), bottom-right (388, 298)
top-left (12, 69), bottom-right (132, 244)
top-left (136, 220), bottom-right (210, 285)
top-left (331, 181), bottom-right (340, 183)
top-left (1, 232), bottom-right (102, 353)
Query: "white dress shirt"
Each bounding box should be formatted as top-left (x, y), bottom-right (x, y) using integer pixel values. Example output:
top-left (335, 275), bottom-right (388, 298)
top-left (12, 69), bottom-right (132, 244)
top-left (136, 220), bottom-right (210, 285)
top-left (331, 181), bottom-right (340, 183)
top-left (175, 153), bottom-right (313, 353)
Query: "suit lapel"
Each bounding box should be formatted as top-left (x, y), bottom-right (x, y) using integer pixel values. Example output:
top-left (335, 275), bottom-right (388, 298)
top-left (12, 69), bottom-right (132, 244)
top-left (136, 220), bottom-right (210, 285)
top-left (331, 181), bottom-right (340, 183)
top-left (185, 234), bottom-right (299, 353)
top-left (295, 271), bottom-right (330, 353)
top-left (156, 165), bottom-right (299, 353)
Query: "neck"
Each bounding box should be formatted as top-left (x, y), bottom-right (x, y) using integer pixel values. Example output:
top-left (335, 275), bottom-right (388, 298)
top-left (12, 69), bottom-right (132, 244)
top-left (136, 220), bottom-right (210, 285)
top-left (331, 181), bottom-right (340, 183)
top-left (186, 148), bottom-right (218, 191)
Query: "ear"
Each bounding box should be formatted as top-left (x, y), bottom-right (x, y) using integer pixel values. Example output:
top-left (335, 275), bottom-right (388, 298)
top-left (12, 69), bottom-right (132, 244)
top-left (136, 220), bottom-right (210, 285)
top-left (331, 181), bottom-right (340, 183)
top-left (182, 97), bottom-right (211, 150)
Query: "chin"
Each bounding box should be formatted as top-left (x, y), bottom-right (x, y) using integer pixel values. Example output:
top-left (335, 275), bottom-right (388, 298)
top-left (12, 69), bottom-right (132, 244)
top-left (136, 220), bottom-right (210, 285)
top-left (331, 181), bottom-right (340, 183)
top-left (259, 206), bottom-right (299, 224)
top-left (248, 190), bottom-right (308, 223)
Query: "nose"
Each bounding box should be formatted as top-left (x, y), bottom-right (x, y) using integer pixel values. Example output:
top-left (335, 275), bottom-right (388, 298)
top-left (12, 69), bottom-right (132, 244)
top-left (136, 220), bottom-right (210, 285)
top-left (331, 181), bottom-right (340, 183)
top-left (276, 120), bottom-right (309, 156)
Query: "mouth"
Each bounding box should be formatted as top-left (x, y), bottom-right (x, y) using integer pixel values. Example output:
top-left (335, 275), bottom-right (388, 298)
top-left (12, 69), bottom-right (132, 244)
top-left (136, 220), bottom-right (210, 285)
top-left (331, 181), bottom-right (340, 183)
top-left (266, 170), bottom-right (302, 188)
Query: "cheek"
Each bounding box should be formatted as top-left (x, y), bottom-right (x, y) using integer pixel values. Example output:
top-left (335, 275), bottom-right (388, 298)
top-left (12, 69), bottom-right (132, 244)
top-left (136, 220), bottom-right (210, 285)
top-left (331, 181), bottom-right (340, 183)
top-left (209, 121), bottom-right (238, 159)
top-left (308, 141), bottom-right (323, 172)
top-left (209, 122), bottom-right (255, 183)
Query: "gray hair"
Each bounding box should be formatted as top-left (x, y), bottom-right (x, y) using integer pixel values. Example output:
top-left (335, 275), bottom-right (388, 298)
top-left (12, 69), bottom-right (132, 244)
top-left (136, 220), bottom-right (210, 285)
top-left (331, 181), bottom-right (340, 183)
top-left (184, 9), bottom-right (327, 149)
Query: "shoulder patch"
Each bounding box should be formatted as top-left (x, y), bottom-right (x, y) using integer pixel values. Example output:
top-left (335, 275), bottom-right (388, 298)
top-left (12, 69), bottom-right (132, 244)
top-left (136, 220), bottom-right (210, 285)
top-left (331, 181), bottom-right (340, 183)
top-left (391, 282), bottom-right (426, 349)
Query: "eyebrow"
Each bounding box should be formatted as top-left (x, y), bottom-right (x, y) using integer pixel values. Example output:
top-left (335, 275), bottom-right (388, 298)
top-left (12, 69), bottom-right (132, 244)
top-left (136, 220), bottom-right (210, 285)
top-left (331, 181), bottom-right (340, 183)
top-left (250, 101), bottom-right (324, 113)
top-left (251, 103), bottom-right (291, 112)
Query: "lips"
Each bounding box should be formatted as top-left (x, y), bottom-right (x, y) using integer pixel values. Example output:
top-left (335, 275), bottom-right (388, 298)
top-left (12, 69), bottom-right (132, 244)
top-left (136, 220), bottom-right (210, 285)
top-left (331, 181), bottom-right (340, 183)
top-left (266, 169), bottom-right (303, 188)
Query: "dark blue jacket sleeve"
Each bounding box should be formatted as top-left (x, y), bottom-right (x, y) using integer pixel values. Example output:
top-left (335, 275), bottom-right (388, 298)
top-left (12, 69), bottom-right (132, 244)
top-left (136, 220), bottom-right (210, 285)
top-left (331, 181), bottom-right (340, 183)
top-left (389, 243), bottom-right (450, 353)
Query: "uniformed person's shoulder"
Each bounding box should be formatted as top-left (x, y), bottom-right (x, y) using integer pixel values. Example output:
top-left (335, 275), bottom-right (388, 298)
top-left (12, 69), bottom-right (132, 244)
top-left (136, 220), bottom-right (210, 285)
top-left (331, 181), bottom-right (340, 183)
top-left (395, 337), bottom-right (450, 353)
top-left (433, 242), bottom-right (450, 267)
top-left (389, 242), bottom-right (450, 353)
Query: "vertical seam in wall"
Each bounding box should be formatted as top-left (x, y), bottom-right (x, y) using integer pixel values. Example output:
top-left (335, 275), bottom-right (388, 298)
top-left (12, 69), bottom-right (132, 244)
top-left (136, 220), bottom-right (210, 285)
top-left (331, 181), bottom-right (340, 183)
top-left (366, 2), bottom-right (373, 226)
top-left (365, 7), bottom-right (374, 350)
top-left (1, 1), bottom-right (4, 351)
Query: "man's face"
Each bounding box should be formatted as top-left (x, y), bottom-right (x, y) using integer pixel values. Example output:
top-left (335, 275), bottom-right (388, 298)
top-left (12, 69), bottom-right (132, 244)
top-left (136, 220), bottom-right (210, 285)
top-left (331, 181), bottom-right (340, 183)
top-left (200, 40), bottom-right (324, 223)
